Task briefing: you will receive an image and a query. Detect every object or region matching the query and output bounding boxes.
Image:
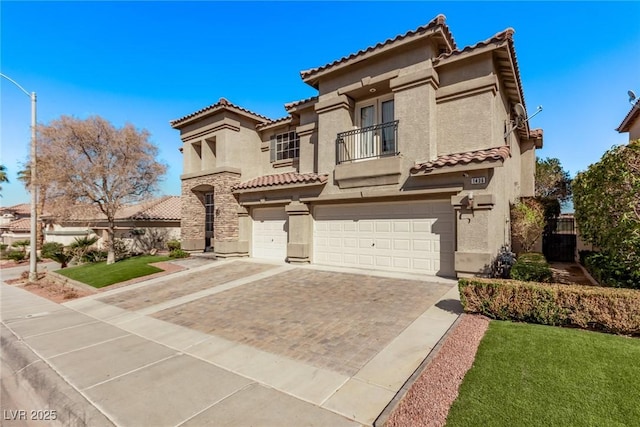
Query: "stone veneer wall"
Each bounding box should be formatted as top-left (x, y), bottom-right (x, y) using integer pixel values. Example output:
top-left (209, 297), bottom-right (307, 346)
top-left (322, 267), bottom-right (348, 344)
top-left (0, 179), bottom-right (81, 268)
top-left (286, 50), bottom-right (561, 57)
top-left (180, 172), bottom-right (240, 250)
top-left (213, 172), bottom-right (240, 242)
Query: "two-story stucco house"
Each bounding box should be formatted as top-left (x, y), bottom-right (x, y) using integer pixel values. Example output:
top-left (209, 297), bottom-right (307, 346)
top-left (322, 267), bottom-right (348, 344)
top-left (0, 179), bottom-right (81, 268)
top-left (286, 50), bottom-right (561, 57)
top-left (171, 15), bottom-right (542, 278)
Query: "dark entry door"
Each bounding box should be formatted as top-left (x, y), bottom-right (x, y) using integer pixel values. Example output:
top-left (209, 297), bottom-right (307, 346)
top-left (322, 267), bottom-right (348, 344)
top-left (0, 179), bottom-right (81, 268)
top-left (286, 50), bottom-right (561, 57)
top-left (204, 192), bottom-right (214, 250)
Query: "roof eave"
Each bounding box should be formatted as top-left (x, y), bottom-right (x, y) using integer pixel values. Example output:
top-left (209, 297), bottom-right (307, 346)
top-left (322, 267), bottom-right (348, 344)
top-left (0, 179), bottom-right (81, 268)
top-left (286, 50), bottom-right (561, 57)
top-left (616, 103), bottom-right (640, 132)
top-left (300, 20), bottom-right (453, 87)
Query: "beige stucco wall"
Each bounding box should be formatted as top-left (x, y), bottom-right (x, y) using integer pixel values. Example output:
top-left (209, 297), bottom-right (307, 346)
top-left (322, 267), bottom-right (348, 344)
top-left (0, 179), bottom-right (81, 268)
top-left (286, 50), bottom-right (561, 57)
top-left (628, 118), bottom-right (640, 141)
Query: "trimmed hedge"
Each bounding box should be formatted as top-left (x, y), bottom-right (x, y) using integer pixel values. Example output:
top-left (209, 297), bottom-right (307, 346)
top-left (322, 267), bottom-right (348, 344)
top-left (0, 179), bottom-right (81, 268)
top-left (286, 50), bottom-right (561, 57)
top-left (459, 278), bottom-right (640, 336)
top-left (510, 252), bottom-right (553, 282)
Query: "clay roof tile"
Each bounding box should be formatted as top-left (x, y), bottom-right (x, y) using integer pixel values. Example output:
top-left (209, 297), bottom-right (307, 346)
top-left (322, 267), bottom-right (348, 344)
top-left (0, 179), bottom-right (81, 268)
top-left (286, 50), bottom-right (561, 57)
top-left (411, 146), bottom-right (510, 174)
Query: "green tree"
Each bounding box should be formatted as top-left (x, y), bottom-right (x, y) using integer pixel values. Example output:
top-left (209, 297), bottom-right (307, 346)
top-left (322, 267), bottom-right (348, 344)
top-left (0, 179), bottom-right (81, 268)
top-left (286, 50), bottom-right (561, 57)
top-left (37, 116), bottom-right (167, 264)
top-left (0, 164), bottom-right (8, 196)
top-left (511, 198), bottom-right (546, 254)
top-left (535, 157), bottom-right (572, 202)
top-left (573, 139), bottom-right (640, 264)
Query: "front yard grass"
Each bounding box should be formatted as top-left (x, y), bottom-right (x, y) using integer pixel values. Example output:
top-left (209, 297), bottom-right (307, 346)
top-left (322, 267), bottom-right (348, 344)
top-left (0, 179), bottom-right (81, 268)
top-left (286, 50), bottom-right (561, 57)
top-left (56, 255), bottom-right (172, 288)
top-left (446, 321), bottom-right (640, 426)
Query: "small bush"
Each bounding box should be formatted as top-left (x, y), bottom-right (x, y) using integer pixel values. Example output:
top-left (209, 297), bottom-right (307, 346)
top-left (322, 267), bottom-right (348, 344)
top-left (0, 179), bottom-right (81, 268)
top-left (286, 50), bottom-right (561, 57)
top-left (582, 251), bottom-right (640, 289)
top-left (459, 278), bottom-right (640, 335)
top-left (7, 250), bottom-right (26, 262)
top-left (41, 242), bottom-right (65, 260)
top-left (491, 245), bottom-right (516, 279)
top-left (112, 238), bottom-right (130, 261)
top-left (169, 249), bottom-right (190, 259)
top-left (511, 252), bottom-right (553, 282)
top-left (83, 249), bottom-right (108, 263)
top-left (167, 239), bottom-right (181, 251)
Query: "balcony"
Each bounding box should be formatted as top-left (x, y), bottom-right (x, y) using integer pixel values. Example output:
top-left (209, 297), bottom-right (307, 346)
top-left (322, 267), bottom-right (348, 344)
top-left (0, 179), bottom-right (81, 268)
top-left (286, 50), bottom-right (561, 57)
top-left (336, 120), bottom-right (399, 164)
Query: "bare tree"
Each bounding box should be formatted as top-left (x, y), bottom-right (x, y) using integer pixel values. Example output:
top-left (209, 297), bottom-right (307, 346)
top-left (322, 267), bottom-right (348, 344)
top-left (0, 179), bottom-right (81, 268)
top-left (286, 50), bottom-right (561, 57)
top-left (38, 116), bottom-right (167, 264)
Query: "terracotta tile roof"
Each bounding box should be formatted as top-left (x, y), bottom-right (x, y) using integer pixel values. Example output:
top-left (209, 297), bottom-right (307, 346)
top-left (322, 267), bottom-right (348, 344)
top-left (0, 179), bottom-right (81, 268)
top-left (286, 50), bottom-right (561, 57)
top-left (233, 172), bottom-right (328, 191)
top-left (56, 197), bottom-right (181, 222)
top-left (617, 100), bottom-right (640, 132)
top-left (0, 203), bottom-right (30, 216)
top-left (170, 98), bottom-right (271, 128)
top-left (7, 217), bottom-right (31, 232)
top-left (300, 14), bottom-right (456, 85)
top-left (434, 28), bottom-right (526, 114)
top-left (284, 96), bottom-right (319, 111)
top-left (256, 116), bottom-right (293, 130)
top-left (411, 146), bottom-right (510, 174)
top-left (130, 196), bottom-right (181, 221)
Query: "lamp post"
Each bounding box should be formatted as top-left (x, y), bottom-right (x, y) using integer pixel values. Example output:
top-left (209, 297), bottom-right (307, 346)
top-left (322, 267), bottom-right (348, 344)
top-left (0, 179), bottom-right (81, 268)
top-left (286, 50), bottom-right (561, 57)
top-left (1, 73), bottom-right (38, 281)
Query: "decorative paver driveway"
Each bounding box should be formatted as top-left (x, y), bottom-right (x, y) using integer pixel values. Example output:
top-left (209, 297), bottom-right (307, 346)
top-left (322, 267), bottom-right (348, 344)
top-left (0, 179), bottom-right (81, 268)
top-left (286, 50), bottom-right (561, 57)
top-left (61, 260), bottom-right (460, 425)
top-left (153, 268), bottom-right (451, 376)
top-left (98, 261), bottom-right (277, 310)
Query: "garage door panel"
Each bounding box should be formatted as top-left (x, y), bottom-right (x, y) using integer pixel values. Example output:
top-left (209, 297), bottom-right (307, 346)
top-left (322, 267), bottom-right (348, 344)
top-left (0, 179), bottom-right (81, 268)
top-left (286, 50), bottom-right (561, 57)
top-left (252, 208), bottom-right (288, 260)
top-left (313, 201), bottom-right (455, 276)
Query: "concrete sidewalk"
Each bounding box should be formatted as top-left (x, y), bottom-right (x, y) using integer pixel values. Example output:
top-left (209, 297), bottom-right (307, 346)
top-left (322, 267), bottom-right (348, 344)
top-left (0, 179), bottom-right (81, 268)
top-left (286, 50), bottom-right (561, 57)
top-left (1, 261), bottom-right (461, 426)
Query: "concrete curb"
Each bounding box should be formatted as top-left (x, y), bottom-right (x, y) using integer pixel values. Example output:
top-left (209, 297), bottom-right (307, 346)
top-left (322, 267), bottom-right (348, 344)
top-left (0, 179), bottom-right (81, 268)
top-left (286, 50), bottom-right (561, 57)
top-left (1, 325), bottom-right (115, 427)
top-left (575, 261), bottom-right (600, 286)
top-left (373, 313), bottom-right (464, 427)
top-left (46, 271), bottom-right (100, 294)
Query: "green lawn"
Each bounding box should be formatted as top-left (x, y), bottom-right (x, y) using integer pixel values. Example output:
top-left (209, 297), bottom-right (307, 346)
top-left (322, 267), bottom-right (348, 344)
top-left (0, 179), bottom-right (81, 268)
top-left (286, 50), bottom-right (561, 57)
top-left (56, 255), bottom-right (172, 288)
top-left (446, 321), bottom-right (640, 427)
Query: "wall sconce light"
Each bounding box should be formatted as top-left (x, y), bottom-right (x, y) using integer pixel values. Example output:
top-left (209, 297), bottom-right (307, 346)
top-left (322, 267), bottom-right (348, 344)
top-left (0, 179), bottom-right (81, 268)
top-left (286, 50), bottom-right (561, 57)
top-left (215, 207), bottom-right (221, 216)
top-left (467, 191), bottom-right (475, 209)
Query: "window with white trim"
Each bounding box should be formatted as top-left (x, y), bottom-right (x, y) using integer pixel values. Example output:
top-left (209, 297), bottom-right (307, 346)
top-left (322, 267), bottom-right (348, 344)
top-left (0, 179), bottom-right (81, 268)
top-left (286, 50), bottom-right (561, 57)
top-left (270, 131), bottom-right (300, 163)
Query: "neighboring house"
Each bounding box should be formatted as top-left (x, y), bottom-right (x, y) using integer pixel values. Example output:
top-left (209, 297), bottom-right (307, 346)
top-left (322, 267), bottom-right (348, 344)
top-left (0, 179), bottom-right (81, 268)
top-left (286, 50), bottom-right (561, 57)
top-left (170, 15), bottom-right (542, 278)
top-left (1, 217), bottom-right (31, 246)
top-left (43, 196), bottom-right (181, 251)
top-left (0, 204), bottom-right (35, 246)
top-left (616, 98), bottom-right (640, 141)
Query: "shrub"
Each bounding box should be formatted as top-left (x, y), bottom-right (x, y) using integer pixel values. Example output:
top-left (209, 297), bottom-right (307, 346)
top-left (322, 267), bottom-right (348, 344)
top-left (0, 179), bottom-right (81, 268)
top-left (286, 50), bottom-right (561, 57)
top-left (83, 249), bottom-right (108, 263)
top-left (41, 242), bottom-right (65, 260)
top-left (49, 250), bottom-right (74, 268)
top-left (7, 250), bottom-right (26, 262)
top-left (582, 251), bottom-right (640, 289)
top-left (112, 238), bottom-right (130, 261)
top-left (459, 278), bottom-right (640, 335)
top-left (511, 252), bottom-right (553, 282)
top-left (167, 239), bottom-right (181, 251)
top-left (169, 249), bottom-right (190, 259)
top-left (491, 245), bottom-right (516, 279)
top-left (11, 239), bottom-right (30, 253)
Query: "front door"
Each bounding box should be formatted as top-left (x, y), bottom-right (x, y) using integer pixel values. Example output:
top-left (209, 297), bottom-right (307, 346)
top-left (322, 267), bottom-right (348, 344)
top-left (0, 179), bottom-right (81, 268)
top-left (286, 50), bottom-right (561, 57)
top-left (204, 192), bottom-right (214, 251)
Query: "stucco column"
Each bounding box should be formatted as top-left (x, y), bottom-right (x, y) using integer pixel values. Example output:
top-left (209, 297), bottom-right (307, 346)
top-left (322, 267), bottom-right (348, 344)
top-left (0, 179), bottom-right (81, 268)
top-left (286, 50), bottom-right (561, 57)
top-left (285, 201), bottom-right (311, 264)
top-left (235, 205), bottom-right (250, 257)
top-left (451, 192), bottom-right (495, 277)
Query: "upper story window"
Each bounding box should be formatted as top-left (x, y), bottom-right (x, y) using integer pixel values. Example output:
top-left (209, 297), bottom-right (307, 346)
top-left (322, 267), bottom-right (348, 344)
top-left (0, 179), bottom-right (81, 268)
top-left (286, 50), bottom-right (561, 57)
top-left (336, 95), bottom-right (398, 164)
top-left (270, 131), bottom-right (300, 163)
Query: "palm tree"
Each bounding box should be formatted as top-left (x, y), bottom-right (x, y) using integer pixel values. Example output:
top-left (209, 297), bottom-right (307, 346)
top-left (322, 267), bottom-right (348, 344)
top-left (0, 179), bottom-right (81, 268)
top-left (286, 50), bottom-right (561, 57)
top-left (0, 164), bottom-right (8, 196)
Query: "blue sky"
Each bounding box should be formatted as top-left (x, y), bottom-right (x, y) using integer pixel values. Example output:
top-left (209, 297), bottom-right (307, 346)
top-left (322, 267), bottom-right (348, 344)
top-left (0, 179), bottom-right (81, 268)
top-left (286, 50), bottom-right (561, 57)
top-left (1, 1), bottom-right (639, 208)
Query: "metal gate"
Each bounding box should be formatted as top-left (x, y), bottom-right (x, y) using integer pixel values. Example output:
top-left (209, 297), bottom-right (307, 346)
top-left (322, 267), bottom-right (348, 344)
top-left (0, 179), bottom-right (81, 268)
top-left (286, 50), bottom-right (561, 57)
top-left (543, 216), bottom-right (577, 262)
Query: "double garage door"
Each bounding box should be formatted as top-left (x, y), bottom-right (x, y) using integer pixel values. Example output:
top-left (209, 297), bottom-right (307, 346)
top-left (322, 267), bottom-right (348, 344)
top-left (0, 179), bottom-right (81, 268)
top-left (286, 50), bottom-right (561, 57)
top-left (252, 201), bottom-right (455, 276)
top-left (313, 201), bottom-right (455, 276)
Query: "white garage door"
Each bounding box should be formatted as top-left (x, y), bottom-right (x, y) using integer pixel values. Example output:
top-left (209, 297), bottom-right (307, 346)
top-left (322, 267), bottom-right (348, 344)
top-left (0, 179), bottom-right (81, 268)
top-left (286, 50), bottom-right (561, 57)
top-left (252, 207), bottom-right (288, 260)
top-left (313, 201), bottom-right (455, 276)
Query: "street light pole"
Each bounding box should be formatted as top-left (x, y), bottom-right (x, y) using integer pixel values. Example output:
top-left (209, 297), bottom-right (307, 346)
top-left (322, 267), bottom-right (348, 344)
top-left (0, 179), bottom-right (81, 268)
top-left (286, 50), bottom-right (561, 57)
top-left (1, 73), bottom-right (38, 281)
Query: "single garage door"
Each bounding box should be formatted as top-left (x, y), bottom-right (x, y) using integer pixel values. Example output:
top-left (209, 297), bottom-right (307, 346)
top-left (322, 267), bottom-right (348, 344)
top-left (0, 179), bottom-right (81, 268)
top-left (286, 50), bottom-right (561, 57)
top-left (252, 207), bottom-right (288, 260)
top-left (313, 201), bottom-right (455, 276)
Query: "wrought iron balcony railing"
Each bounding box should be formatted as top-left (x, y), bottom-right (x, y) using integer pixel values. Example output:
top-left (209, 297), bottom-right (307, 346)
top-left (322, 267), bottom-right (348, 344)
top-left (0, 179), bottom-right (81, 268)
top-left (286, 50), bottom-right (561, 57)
top-left (336, 120), bottom-right (399, 164)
